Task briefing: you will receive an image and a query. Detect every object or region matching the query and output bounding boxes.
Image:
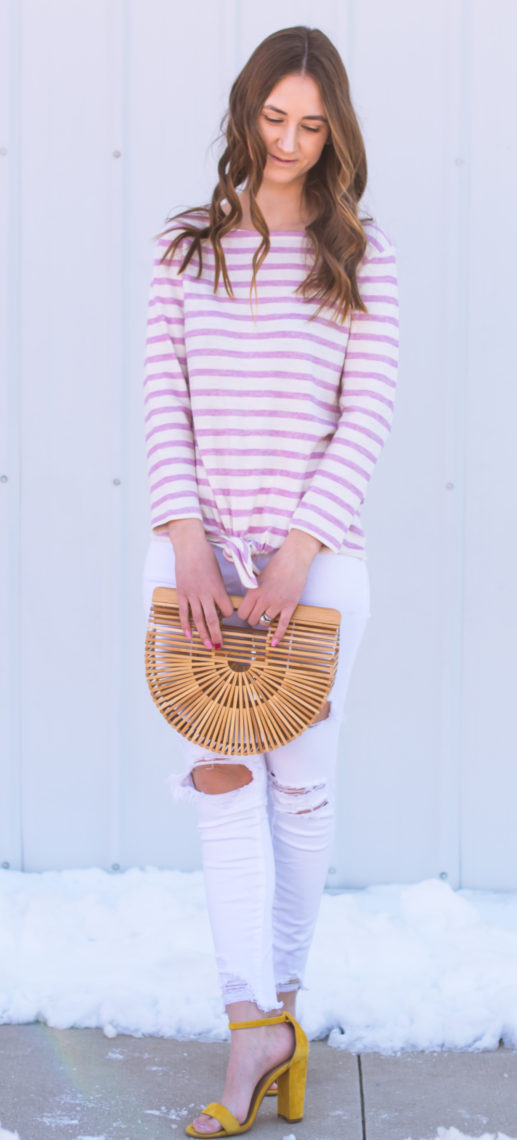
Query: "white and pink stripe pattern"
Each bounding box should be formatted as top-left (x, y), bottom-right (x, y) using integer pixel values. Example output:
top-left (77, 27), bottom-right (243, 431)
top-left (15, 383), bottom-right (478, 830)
top-left (143, 220), bottom-right (398, 588)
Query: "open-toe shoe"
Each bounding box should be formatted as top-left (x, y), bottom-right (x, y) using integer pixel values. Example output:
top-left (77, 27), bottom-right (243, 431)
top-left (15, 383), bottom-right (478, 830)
top-left (184, 1011), bottom-right (309, 1137)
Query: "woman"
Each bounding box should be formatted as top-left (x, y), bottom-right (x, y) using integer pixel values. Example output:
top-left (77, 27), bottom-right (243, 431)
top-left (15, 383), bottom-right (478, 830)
top-left (142, 25), bottom-right (398, 1138)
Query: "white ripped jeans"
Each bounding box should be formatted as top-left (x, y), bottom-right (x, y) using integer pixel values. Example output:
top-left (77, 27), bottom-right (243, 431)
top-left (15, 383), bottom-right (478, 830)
top-left (142, 533), bottom-right (370, 1013)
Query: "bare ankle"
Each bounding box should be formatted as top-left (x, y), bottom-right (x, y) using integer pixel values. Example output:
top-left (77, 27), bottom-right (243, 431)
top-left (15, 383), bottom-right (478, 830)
top-left (226, 999), bottom-right (278, 1025)
top-left (277, 991), bottom-right (297, 1017)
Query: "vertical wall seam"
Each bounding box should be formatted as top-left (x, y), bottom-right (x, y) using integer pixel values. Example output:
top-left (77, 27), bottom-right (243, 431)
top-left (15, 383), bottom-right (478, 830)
top-left (8, 0), bottom-right (23, 870)
top-left (436, 0), bottom-right (471, 890)
top-left (117, 0), bottom-right (131, 871)
top-left (346, 0), bottom-right (355, 87)
top-left (454, 0), bottom-right (472, 889)
top-left (234, 0), bottom-right (241, 73)
top-left (105, 0), bottom-right (125, 870)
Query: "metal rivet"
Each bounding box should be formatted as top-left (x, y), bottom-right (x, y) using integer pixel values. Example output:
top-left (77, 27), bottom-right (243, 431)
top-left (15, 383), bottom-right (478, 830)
top-left (445, 482), bottom-right (454, 490)
top-left (439, 871), bottom-right (448, 880)
top-left (112, 150), bottom-right (121, 158)
top-left (454, 157), bottom-right (465, 166)
top-left (2, 861), bottom-right (10, 869)
top-left (0, 474), bottom-right (8, 482)
top-left (112, 478), bottom-right (121, 486)
top-left (0, 147), bottom-right (7, 157)
top-left (328, 866), bottom-right (336, 875)
top-left (111, 862), bottom-right (120, 871)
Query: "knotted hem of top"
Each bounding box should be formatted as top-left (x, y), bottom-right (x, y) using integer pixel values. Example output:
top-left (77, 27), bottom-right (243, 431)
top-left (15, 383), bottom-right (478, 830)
top-left (206, 530), bottom-right (277, 590)
top-left (148, 526), bottom-right (270, 590)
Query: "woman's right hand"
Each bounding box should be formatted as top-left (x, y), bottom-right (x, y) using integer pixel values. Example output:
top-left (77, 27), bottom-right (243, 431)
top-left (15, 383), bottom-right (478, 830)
top-left (166, 519), bottom-right (235, 648)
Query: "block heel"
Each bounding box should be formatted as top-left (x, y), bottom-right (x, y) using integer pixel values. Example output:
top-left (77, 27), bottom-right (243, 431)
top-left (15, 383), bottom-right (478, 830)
top-left (277, 1045), bottom-right (309, 1121)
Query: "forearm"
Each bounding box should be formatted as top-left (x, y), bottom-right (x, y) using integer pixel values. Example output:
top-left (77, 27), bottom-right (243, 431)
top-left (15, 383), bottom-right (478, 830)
top-left (166, 517), bottom-right (208, 556)
top-left (280, 527), bottom-right (322, 566)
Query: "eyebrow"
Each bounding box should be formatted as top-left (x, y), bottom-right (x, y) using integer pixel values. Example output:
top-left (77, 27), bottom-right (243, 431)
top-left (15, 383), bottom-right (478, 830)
top-left (263, 103), bottom-right (328, 123)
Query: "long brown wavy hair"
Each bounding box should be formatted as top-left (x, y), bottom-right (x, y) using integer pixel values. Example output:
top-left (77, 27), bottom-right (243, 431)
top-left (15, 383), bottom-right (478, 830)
top-left (156, 25), bottom-right (372, 323)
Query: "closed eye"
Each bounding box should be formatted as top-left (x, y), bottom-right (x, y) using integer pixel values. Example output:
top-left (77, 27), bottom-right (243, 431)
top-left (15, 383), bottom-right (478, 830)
top-left (263, 116), bottom-right (321, 133)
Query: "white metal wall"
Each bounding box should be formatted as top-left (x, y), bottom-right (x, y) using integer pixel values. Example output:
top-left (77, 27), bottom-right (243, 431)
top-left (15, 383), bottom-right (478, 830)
top-left (1, 0), bottom-right (516, 888)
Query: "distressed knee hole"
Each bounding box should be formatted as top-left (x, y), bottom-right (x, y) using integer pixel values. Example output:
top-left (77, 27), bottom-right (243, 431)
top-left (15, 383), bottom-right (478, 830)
top-left (191, 761), bottom-right (253, 795)
top-left (270, 777), bottom-right (329, 814)
top-left (295, 799), bottom-right (329, 815)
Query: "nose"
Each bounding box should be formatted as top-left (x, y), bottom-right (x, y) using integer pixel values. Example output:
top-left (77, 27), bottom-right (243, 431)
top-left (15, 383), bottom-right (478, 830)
top-left (277, 122), bottom-right (297, 154)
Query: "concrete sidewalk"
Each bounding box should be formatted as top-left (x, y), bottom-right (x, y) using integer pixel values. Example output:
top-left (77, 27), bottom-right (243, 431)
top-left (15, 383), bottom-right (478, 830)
top-left (0, 1025), bottom-right (516, 1140)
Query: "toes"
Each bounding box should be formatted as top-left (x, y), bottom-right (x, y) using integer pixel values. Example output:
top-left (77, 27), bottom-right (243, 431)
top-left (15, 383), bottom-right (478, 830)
top-left (192, 1115), bottom-right (220, 1134)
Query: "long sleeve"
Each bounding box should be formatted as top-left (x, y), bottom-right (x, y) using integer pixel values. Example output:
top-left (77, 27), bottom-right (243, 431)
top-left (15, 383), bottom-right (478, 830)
top-left (143, 237), bottom-right (203, 528)
top-left (288, 239), bottom-right (399, 550)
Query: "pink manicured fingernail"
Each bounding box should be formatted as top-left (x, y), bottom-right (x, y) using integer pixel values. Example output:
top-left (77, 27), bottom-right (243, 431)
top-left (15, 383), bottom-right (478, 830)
top-left (271, 638), bottom-right (278, 647)
top-left (184, 629), bottom-right (191, 640)
top-left (214, 643), bottom-right (222, 650)
top-left (204, 640), bottom-right (212, 650)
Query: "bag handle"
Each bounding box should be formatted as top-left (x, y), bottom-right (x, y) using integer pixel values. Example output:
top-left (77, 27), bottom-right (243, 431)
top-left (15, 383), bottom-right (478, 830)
top-left (151, 586), bottom-right (341, 626)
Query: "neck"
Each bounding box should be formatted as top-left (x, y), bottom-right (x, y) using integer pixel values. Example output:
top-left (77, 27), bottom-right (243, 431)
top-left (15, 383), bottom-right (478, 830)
top-left (239, 181), bottom-right (311, 231)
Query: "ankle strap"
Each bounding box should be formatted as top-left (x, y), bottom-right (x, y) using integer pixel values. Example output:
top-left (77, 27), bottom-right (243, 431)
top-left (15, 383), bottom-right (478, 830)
top-left (228, 1013), bottom-right (291, 1030)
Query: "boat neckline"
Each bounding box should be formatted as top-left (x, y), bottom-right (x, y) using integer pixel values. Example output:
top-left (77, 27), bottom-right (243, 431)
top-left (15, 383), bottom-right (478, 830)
top-left (230, 227), bottom-right (309, 235)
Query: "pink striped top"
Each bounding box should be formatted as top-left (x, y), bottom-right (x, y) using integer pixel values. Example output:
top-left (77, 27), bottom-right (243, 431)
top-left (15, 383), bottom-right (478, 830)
top-left (143, 219), bottom-right (399, 589)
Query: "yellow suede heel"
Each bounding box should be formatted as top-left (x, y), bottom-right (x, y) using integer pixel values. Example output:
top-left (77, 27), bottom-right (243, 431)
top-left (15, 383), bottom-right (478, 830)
top-left (276, 1046), bottom-right (308, 1122)
top-left (184, 1011), bottom-right (309, 1137)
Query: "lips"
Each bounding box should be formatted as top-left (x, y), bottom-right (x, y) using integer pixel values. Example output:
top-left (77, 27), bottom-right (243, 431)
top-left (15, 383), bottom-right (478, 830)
top-left (269, 154), bottom-right (296, 164)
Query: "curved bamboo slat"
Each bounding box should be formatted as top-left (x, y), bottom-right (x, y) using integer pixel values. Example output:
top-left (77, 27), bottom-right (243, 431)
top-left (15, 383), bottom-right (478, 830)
top-left (145, 588), bottom-right (341, 755)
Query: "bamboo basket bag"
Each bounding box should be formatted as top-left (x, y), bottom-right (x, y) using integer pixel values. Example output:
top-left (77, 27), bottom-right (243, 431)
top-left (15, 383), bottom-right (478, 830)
top-left (145, 587), bottom-right (341, 756)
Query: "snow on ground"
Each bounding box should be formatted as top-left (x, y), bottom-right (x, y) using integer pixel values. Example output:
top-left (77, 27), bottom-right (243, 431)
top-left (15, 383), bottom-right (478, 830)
top-left (415, 1132), bottom-right (517, 1140)
top-left (1, 868), bottom-right (517, 1052)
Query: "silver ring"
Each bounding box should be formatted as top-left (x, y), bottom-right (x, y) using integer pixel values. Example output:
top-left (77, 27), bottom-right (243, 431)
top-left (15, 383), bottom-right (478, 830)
top-left (260, 611), bottom-right (273, 624)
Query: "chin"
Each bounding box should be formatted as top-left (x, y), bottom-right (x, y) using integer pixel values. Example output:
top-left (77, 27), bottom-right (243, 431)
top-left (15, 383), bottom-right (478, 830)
top-left (264, 166), bottom-right (303, 184)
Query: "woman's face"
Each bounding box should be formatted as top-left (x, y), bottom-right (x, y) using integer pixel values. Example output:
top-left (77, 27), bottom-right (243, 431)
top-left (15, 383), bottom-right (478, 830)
top-left (257, 73), bottom-right (330, 186)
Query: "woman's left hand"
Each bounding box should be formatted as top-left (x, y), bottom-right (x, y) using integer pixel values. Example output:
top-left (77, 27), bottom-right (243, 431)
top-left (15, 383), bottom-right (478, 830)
top-left (237, 529), bottom-right (322, 644)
